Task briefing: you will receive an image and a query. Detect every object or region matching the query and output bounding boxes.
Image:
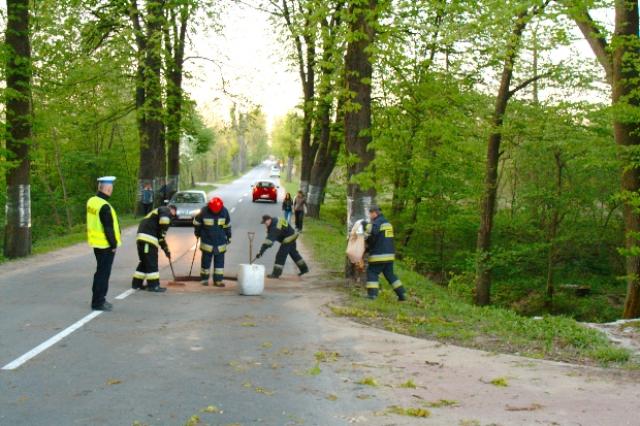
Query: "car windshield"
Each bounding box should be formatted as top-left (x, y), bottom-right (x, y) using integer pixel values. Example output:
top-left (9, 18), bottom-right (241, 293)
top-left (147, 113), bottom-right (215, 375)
top-left (173, 192), bottom-right (205, 203)
top-left (257, 182), bottom-right (274, 188)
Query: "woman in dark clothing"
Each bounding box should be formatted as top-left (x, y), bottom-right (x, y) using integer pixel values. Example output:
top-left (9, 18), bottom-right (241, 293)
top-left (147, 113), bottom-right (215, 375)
top-left (293, 190), bottom-right (307, 231)
top-left (282, 192), bottom-right (293, 223)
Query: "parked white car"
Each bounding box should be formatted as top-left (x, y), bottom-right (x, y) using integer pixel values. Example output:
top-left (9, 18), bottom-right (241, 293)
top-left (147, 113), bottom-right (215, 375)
top-left (270, 165), bottom-right (281, 177)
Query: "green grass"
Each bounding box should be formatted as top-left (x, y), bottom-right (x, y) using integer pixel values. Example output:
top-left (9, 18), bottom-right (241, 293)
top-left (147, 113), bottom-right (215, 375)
top-left (299, 204), bottom-right (635, 367)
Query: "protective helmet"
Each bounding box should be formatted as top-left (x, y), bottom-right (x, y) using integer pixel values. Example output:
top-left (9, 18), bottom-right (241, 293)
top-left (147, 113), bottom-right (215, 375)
top-left (208, 197), bottom-right (223, 214)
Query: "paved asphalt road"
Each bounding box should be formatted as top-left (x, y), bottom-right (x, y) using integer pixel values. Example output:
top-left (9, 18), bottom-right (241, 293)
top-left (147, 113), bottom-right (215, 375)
top-left (0, 165), bottom-right (383, 426)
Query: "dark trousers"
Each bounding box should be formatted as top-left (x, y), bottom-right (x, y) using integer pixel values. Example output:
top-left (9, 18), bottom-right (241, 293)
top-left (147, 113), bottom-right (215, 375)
top-left (142, 203), bottom-right (153, 215)
top-left (92, 248), bottom-right (115, 308)
top-left (201, 251), bottom-right (225, 284)
top-left (272, 241), bottom-right (307, 277)
top-left (294, 210), bottom-right (304, 231)
top-left (132, 241), bottom-right (160, 288)
top-left (366, 261), bottom-right (405, 299)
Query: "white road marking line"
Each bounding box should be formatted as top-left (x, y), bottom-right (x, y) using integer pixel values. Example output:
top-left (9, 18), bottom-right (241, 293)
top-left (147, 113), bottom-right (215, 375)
top-left (230, 207), bottom-right (236, 213)
top-left (115, 289), bottom-right (136, 300)
top-left (243, 193), bottom-right (249, 197)
top-left (2, 311), bottom-right (103, 370)
top-left (238, 199), bottom-right (243, 203)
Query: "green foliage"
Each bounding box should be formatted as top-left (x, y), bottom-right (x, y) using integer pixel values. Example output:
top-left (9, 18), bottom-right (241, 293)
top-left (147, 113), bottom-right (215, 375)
top-left (301, 210), bottom-right (634, 366)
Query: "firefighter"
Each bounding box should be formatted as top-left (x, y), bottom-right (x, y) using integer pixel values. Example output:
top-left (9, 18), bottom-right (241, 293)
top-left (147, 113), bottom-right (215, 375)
top-left (193, 197), bottom-right (231, 287)
top-left (87, 176), bottom-right (121, 311)
top-left (131, 203), bottom-right (177, 292)
top-left (255, 215), bottom-right (309, 278)
top-left (364, 206), bottom-right (406, 301)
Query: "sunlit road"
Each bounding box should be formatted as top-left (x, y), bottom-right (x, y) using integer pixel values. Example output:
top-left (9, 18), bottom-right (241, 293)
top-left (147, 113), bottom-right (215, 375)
top-left (0, 165), bottom-right (382, 426)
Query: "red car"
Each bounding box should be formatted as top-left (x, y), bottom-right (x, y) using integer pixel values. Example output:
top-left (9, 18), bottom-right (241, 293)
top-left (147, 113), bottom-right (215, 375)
top-left (252, 180), bottom-right (278, 203)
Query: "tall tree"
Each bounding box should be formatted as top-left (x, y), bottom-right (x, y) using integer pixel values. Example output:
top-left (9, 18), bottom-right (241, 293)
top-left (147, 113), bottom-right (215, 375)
top-left (164, 0), bottom-right (194, 197)
top-left (568, 0), bottom-right (640, 318)
top-left (474, 1), bottom-right (549, 306)
top-left (130, 0), bottom-right (167, 210)
top-left (4, 0), bottom-right (33, 258)
top-left (344, 0), bottom-right (378, 268)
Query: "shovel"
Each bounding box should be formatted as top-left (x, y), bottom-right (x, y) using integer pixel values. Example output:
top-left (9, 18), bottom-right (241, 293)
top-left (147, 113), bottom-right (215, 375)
top-left (167, 252), bottom-right (186, 287)
top-left (188, 237), bottom-right (199, 278)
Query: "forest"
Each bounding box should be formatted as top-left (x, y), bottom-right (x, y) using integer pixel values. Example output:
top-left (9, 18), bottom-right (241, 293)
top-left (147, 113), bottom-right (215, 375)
top-left (2, 0), bottom-right (640, 321)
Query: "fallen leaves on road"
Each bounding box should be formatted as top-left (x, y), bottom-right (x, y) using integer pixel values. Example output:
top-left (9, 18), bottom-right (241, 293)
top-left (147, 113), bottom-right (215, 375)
top-left (398, 379), bottom-right (417, 388)
top-left (241, 322), bottom-right (256, 327)
top-left (107, 379), bottom-right (122, 385)
top-left (386, 405), bottom-right (431, 418)
top-left (201, 405), bottom-right (221, 414)
top-left (358, 377), bottom-right (379, 387)
top-left (488, 377), bottom-right (509, 387)
top-left (425, 399), bottom-right (459, 408)
top-left (505, 403), bottom-right (543, 412)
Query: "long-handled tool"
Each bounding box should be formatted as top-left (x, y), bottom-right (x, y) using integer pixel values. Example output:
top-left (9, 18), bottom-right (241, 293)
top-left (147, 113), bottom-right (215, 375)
top-left (188, 237), bottom-right (199, 277)
top-left (248, 232), bottom-right (255, 264)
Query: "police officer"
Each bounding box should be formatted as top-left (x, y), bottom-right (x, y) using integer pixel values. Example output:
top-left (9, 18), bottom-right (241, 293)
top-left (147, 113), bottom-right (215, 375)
top-left (256, 215), bottom-right (309, 278)
top-left (132, 203), bottom-right (177, 292)
top-left (86, 176), bottom-right (121, 311)
top-left (193, 197), bottom-right (231, 287)
top-left (364, 206), bottom-right (406, 301)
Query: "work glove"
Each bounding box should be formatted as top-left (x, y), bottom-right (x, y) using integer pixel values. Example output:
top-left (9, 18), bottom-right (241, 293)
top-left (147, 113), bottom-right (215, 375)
top-left (164, 249), bottom-right (171, 259)
top-left (227, 237), bottom-right (232, 244)
top-left (255, 252), bottom-right (262, 259)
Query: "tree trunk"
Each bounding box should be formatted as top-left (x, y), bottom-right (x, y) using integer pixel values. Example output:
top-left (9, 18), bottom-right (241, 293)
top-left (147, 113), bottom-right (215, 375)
top-left (165, 6), bottom-right (189, 199)
top-left (4, 0), bottom-right (32, 258)
top-left (614, 0), bottom-right (640, 318)
top-left (545, 151), bottom-right (564, 309)
top-left (344, 0), bottom-right (378, 279)
top-left (474, 10), bottom-right (529, 306)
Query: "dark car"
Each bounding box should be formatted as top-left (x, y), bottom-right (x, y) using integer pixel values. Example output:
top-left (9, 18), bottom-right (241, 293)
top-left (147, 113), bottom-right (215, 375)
top-left (252, 180), bottom-right (278, 203)
top-left (170, 190), bottom-right (207, 225)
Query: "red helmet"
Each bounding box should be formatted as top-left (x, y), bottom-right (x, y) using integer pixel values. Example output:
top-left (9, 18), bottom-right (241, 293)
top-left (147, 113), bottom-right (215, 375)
top-left (208, 197), bottom-right (223, 213)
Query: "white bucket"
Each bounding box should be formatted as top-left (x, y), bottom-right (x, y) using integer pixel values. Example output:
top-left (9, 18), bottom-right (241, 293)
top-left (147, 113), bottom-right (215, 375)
top-left (238, 263), bottom-right (265, 296)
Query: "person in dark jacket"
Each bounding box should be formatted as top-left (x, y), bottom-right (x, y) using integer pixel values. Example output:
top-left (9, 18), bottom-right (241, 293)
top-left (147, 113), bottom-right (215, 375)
top-left (255, 215), bottom-right (309, 278)
top-left (364, 206), bottom-right (406, 301)
top-left (86, 176), bottom-right (122, 311)
top-left (282, 192), bottom-right (293, 223)
top-left (194, 197), bottom-right (231, 287)
top-left (141, 182), bottom-right (154, 215)
top-left (132, 204), bottom-right (177, 292)
top-left (293, 191), bottom-right (306, 231)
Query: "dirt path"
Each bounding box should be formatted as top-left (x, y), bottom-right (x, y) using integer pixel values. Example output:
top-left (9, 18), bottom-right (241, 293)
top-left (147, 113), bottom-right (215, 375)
top-left (297, 241), bottom-right (640, 426)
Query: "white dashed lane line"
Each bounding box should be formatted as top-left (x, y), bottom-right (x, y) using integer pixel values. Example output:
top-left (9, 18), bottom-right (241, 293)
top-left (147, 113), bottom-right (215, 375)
top-left (1, 288), bottom-right (136, 371)
top-left (230, 207), bottom-right (236, 213)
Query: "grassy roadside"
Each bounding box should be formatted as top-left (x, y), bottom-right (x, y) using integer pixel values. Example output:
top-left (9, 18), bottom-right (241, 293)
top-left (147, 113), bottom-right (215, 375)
top-left (300, 203), bottom-right (637, 367)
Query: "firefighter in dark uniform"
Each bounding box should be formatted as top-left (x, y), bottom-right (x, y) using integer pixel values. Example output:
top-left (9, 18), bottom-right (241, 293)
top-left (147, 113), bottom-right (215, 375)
top-left (193, 197), bottom-right (231, 287)
top-left (256, 215), bottom-right (309, 278)
top-left (132, 204), bottom-right (177, 292)
top-left (364, 206), bottom-right (406, 301)
top-left (86, 176), bottom-right (121, 311)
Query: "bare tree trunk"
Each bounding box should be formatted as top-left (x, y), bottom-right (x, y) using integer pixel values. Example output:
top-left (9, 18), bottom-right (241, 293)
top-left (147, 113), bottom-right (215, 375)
top-left (165, 4), bottom-right (189, 199)
top-left (344, 0), bottom-right (378, 279)
top-left (545, 151), bottom-right (564, 309)
top-left (614, 0), bottom-right (640, 318)
top-left (475, 9), bottom-right (530, 306)
top-left (4, 0), bottom-right (32, 258)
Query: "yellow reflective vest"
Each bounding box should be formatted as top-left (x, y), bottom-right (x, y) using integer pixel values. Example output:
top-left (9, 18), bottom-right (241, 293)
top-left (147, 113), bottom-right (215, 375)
top-left (86, 196), bottom-right (122, 248)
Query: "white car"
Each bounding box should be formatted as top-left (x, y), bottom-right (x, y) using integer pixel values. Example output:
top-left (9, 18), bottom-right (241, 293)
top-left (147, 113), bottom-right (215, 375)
top-left (270, 166), bottom-right (281, 177)
top-left (169, 190), bottom-right (207, 226)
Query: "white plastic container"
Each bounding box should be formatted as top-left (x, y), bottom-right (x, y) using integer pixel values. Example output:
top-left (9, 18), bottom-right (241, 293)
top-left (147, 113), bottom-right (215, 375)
top-left (238, 263), bottom-right (265, 295)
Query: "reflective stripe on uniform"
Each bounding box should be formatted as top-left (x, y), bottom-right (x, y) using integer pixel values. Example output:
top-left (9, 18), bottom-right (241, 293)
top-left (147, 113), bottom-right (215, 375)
top-left (133, 271), bottom-right (146, 280)
top-left (137, 233), bottom-right (159, 247)
top-left (203, 218), bottom-right (214, 226)
top-left (263, 239), bottom-right (274, 246)
top-left (201, 243), bottom-right (213, 252)
top-left (392, 280), bottom-right (403, 289)
top-left (296, 259), bottom-right (306, 266)
top-left (366, 281), bottom-right (380, 289)
top-left (201, 268), bottom-right (210, 275)
top-left (218, 244), bottom-right (227, 253)
top-left (369, 254), bottom-right (395, 263)
top-left (214, 268), bottom-right (224, 274)
top-left (159, 217), bottom-right (171, 225)
top-left (146, 272), bottom-right (160, 280)
top-left (273, 264), bottom-right (284, 270)
top-left (283, 233), bottom-right (298, 243)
